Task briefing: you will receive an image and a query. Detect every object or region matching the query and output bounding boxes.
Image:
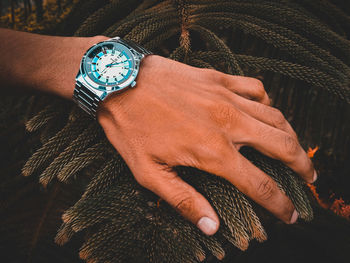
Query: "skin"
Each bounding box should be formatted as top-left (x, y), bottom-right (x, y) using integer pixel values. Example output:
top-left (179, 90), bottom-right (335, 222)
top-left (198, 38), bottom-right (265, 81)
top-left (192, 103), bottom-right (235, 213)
top-left (0, 29), bottom-right (316, 235)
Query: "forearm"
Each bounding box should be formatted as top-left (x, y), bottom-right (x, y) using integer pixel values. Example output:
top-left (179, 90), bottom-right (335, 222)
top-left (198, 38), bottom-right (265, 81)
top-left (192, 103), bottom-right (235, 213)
top-left (0, 28), bottom-right (106, 100)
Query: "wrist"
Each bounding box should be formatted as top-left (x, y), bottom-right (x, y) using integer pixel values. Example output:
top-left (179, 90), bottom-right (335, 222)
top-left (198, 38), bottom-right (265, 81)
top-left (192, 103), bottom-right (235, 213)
top-left (32, 35), bottom-right (108, 100)
top-left (96, 54), bottom-right (157, 125)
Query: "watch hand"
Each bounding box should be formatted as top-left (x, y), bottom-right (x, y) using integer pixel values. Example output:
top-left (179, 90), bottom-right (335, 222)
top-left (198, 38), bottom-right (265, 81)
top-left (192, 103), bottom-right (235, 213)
top-left (101, 67), bottom-right (109, 74)
top-left (106, 61), bottom-right (127, 67)
top-left (107, 58), bottom-right (121, 65)
top-left (108, 64), bottom-right (129, 68)
top-left (110, 58), bottom-right (120, 64)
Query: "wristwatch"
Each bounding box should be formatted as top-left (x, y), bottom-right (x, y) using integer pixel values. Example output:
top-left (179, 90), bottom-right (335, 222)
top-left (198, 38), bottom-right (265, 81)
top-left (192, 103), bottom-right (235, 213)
top-left (73, 37), bottom-right (152, 118)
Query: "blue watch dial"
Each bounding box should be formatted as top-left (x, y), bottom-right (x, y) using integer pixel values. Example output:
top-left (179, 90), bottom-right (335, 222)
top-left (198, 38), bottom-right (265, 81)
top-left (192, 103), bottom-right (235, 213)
top-left (82, 41), bottom-right (135, 91)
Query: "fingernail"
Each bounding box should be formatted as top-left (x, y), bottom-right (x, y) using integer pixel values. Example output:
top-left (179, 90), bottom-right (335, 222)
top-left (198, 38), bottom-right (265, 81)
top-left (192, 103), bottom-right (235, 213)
top-left (290, 210), bottom-right (298, 224)
top-left (197, 217), bottom-right (218, 235)
top-left (312, 170), bottom-right (318, 183)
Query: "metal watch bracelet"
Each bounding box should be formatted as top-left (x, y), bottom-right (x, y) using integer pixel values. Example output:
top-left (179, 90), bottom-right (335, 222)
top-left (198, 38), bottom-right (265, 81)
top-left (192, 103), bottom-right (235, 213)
top-left (73, 81), bottom-right (102, 117)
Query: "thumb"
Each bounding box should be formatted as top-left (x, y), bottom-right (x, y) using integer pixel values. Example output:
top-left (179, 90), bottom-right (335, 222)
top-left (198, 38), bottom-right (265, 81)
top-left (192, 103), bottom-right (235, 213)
top-left (134, 163), bottom-right (220, 236)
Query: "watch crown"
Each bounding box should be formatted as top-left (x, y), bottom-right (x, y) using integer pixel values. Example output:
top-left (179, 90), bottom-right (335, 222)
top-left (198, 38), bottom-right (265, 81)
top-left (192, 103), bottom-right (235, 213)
top-left (131, 81), bottom-right (137, 88)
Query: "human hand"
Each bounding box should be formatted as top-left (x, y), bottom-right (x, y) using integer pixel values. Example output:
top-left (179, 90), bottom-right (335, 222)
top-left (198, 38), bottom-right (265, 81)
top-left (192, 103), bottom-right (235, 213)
top-left (0, 30), bottom-right (314, 231)
top-left (0, 28), bottom-right (314, 235)
top-left (97, 55), bottom-right (316, 236)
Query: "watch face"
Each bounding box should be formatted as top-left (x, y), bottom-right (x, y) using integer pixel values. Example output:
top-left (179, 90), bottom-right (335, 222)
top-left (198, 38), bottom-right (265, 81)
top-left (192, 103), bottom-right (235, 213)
top-left (82, 41), bottom-right (136, 91)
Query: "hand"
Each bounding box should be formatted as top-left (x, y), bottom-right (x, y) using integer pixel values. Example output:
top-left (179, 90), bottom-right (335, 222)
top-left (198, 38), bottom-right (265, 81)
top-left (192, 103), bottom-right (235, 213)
top-left (97, 55), bottom-right (316, 235)
top-left (0, 29), bottom-right (314, 235)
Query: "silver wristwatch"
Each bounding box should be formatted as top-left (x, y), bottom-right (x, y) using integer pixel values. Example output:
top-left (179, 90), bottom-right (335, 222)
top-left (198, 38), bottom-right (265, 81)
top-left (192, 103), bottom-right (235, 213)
top-left (73, 37), bottom-right (152, 118)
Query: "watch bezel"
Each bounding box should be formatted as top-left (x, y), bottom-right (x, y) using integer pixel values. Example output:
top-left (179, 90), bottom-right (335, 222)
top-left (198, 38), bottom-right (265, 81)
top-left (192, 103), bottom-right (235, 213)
top-left (78, 40), bottom-right (141, 95)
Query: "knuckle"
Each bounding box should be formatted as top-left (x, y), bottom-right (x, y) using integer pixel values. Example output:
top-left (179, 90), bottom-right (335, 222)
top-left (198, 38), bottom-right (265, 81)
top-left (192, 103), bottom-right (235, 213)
top-left (173, 192), bottom-right (195, 216)
top-left (219, 73), bottom-right (230, 88)
top-left (202, 68), bottom-right (222, 82)
top-left (271, 109), bottom-right (287, 128)
top-left (203, 68), bottom-right (231, 89)
top-left (214, 133), bottom-right (232, 154)
top-left (253, 102), bottom-right (267, 117)
top-left (201, 68), bottom-right (216, 75)
top-left (250, 78), bottom-right (266, 99)
top-left (208, 134), bottom-right (232, 164)
top-left (256, 178), bottom-right (276, 201)
top-left (193, 130), bottom-right (231, 168)
top-left (208, 102), bottom-right (241, 128)
top-left (283, 134), bottom-right (300, 163)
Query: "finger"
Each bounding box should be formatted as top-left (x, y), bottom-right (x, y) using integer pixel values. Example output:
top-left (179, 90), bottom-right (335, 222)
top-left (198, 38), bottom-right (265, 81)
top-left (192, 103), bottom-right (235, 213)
top-left (235, 112), bottom-right (315, 183)
top-left (133, 162), bottom-right (220, 236)
top-left (218, 74), bottom-right (270, 105)
top-left (226, 91), bottom-right (298, 140)
top-left (191, 144), bottom-right (298, 224)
